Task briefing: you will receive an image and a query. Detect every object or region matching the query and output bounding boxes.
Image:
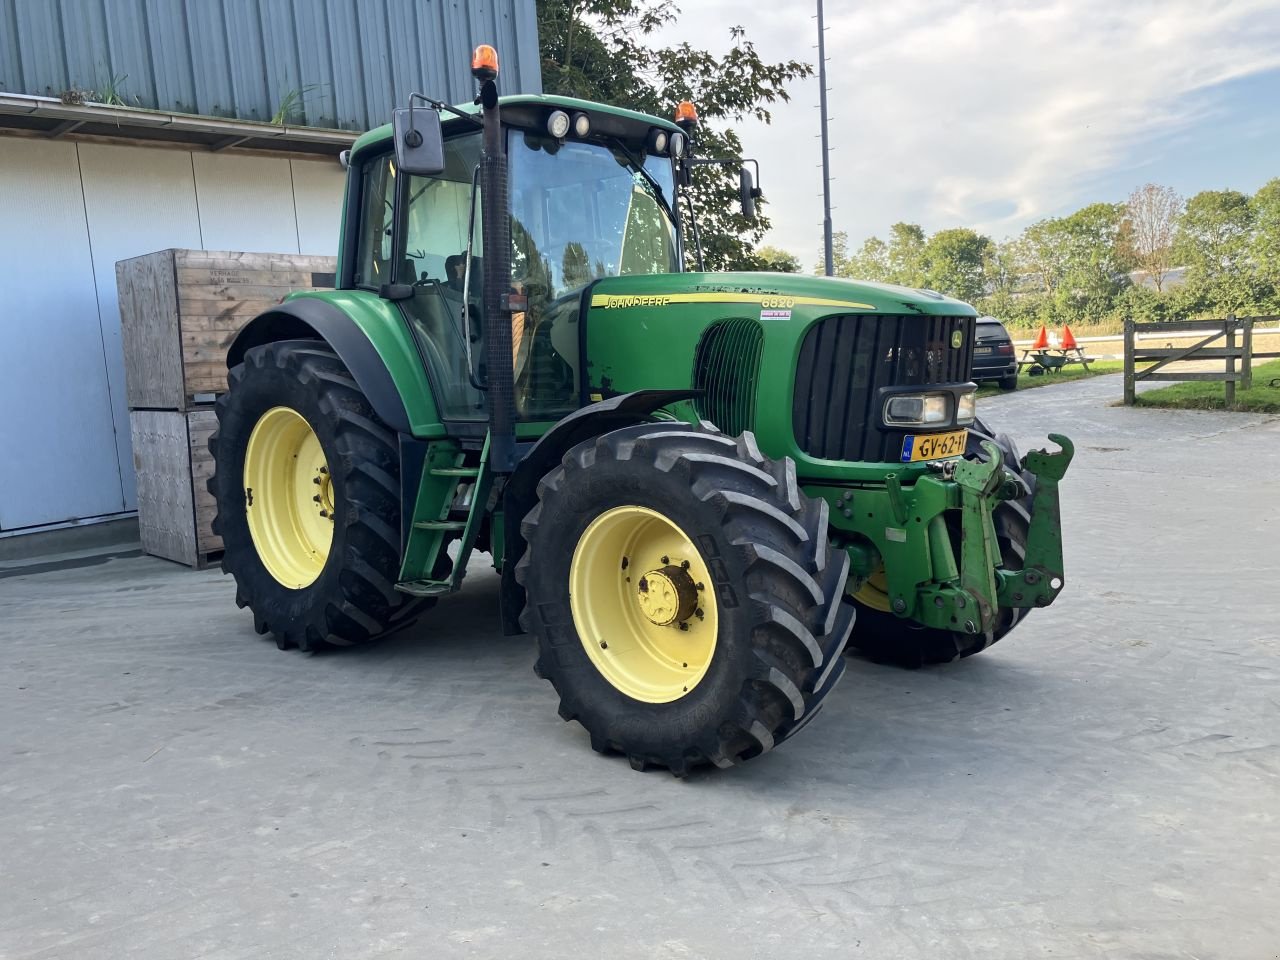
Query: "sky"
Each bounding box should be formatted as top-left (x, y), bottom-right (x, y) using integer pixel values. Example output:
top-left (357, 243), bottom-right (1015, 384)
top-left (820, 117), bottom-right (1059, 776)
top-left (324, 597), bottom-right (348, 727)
top-left (652, 0), bottom-right (1280, 270)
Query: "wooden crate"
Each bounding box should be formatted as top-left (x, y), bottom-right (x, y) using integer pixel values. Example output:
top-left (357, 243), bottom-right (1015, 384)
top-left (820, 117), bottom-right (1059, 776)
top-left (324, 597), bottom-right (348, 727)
top-left (116, 249), bottom-right (337, 410)
top-left (130, 408), bottom-right (222, 568)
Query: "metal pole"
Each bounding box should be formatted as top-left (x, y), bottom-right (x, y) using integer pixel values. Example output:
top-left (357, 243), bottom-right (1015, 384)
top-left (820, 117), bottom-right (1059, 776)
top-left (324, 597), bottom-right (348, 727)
top-left (817, 0), bottom-right (834, 276)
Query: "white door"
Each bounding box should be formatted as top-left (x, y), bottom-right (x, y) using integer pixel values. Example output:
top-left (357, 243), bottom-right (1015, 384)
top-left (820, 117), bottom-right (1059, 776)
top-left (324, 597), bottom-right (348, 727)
top-left (0, 138), bottom-right (128, 530)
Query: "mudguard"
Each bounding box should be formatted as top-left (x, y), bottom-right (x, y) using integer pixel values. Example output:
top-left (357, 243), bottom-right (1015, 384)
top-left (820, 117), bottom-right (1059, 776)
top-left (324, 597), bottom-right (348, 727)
top-left (227, 298), bottom-right (412, 435)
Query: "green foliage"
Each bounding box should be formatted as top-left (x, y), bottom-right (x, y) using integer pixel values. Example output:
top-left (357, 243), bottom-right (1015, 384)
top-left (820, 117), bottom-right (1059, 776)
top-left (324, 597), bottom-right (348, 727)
top-left (830, 179), bottom-right (1279, 328)
top-left (536, 0), bottom-right (811, 270)
top-left (920, 228), bottom-right (990, 303)
top-left (272, 84), bottom-right (324, 126)
top-left (752, 245), bottom-right (801, 273)
top-left (1254, 179), bottom-right (1280, 312)
top-left (93, 73), bottom-right (132, 106)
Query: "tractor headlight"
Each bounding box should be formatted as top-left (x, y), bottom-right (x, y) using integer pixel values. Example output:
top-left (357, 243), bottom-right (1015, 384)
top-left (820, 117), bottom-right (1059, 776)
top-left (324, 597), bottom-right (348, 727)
top-left (669, 131), bottom-right (686, 158)
top-left (647, 127), bottom-right (668, 155)
top-left (955, 388), bottom-right (977, 425)
top-left (547, 110), bottom-right (571, 139)
top-left (884, 393), bottom-right (950, 426)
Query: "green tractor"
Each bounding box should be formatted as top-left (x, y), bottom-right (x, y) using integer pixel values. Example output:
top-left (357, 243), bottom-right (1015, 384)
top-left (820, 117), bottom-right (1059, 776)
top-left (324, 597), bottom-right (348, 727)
top-left (209, 45), bottom-right (1073, 774)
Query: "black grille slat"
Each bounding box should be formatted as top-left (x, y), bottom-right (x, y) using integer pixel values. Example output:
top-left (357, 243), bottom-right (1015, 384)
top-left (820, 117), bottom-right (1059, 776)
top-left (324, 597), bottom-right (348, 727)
top-left (693, 318), bottom-right (764, 436)
top-left (793, 313), bottom-right (976, 462)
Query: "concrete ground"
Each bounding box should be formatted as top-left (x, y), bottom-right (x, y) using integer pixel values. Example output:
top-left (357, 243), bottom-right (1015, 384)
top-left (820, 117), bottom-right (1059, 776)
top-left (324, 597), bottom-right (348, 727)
top-left (2, 374), bottom-right (1278, 959)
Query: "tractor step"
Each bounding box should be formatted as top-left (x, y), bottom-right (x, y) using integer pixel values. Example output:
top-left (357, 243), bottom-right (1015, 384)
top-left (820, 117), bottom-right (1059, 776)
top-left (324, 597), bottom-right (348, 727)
top-left (429, 466), bottom-right (480, 478)
top-left (394, 579), bottom-right (455, 597)
top-left (413, 519), bottom-right (466, 531)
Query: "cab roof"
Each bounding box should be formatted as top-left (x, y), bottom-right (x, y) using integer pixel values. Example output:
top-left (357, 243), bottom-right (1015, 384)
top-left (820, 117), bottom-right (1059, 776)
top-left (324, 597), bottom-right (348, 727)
top-left (350, 93), bottom-right (682, 158)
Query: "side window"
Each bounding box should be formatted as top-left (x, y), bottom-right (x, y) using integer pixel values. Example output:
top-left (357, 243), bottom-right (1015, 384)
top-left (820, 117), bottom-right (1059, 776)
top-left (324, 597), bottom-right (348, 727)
top-left (354, 157), bottom-right (394, 290)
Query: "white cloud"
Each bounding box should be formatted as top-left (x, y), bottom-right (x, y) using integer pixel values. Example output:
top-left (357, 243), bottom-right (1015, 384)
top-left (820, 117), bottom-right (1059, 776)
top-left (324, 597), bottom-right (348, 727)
top-left (652, 0), bottom-right (1280, 267)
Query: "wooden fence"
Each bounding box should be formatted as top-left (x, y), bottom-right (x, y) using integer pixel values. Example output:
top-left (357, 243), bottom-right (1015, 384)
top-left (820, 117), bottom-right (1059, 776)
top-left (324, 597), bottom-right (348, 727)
top-left (1123, 315), bottom-right (1280, 406)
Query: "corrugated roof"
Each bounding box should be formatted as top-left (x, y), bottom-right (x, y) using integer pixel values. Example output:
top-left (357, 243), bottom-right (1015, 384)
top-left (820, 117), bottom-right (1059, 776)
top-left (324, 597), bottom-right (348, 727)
top-left (0, 0), bottom-right (541, 132)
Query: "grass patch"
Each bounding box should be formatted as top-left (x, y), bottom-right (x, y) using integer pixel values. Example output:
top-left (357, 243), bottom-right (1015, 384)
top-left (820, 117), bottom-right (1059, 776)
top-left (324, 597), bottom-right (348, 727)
top-left (977, 359), bottom-right (1124, 398)
top-left (1133, 359), bottom-right (1280, 413)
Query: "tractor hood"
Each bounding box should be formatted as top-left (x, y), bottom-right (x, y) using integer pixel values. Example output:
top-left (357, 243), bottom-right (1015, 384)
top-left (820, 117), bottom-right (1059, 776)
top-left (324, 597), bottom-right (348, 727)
top-left (616, 272), bottom-right (978, 317)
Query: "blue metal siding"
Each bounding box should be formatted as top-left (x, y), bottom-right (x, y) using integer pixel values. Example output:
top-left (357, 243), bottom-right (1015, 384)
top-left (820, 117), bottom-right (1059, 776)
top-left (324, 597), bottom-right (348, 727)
top-left (0, 0), bottom-right (542, 130)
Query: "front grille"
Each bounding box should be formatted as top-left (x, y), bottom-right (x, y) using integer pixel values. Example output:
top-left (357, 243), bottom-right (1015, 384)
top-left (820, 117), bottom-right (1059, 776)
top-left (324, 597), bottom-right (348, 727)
top-left (692, 318), bottom-right (764, 435)
top-left (792, 313), bottom-right (975, 462)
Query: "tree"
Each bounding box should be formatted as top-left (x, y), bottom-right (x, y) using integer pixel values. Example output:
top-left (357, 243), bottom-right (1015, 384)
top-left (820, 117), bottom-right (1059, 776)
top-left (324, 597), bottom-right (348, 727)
top-left (920, 228), bottom-right (991, 303)
top-left (1020, 217), bottom-right (1072, 296)
top-left (1251, 178), bottom-right (1280, 311)
top-left (1125, 183), bottom-right (1182, 292)
top-left (886, 223), bottom-right (926, 287)
top-left (847, 235), bottom-right (891, 282)
top-left (536, 1), bottom-right (812, 270)
top-left (1055, 202), bottom-right (1132, 319)
top-left (814, 230), bottom-right (850, 276)
top-left (1174, 189), bottom-right (1257, 313)
top-left (753, 245), bottom-right (801, 273)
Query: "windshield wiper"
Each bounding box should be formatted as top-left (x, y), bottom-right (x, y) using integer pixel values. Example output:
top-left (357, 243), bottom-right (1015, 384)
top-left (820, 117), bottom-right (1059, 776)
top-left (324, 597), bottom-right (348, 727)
top-left (610, 138), bottom-right (677, 224)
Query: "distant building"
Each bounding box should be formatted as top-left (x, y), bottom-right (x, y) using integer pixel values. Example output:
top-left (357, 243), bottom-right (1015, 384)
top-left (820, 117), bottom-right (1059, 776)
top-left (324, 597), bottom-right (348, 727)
top-left (1128, 267), bottom-right (1188, 291)
top-left (0, 0), bottom-right (539, 537)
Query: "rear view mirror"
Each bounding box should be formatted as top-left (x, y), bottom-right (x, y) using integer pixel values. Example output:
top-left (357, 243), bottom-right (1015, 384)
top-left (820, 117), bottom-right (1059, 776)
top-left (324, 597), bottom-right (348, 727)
top-left (392, 106), bottom-right (445, 176)
top-left (739, 167), bottom-right (758, 220)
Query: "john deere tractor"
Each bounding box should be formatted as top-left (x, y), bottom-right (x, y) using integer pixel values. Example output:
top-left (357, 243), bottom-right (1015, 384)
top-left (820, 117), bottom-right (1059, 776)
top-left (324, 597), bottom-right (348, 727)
top-left (209, 45), bottom-right (1073, 774)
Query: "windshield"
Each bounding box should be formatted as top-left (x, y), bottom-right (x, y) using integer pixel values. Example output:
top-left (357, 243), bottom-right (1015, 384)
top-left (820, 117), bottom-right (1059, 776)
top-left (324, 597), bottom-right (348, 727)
top-left (385, 128), bottom-right (680, 423)
top-left (508, 131), bottom-right (679, 301)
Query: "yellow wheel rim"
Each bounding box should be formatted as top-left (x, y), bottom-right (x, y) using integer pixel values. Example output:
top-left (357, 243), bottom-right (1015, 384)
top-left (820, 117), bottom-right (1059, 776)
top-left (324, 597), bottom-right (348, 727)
top-left (569, 506), bottom-right (719, 703)
top-left (853, 565), bottom-right (893, 612)
top-left (243, 406), bottom-right (334, 589)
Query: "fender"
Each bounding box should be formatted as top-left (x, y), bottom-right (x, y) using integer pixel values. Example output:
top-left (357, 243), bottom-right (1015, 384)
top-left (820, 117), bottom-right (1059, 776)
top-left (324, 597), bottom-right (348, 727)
top-left (499, 389), bottom-right (700, 635)
top-left (228, 297), bottom-right (413, 435)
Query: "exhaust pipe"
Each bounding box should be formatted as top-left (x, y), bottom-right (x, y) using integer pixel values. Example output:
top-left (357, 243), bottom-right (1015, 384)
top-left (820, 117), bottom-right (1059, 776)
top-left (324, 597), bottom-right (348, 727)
top-left (473, 45), bottom-right (518, 473)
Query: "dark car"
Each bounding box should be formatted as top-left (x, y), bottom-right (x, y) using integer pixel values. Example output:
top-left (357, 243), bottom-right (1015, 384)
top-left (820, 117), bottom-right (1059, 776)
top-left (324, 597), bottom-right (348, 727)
top-left (971, 316), bottom-right (1019, 390)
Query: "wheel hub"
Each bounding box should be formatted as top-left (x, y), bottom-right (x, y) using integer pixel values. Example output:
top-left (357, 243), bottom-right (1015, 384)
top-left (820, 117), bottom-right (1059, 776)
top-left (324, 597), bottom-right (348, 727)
top-left (568, 506), bottom-right (719, 703)
top-left (636, 565), bottom-right (699, 626)
top-left (243, 406), bottom-right (334, 590)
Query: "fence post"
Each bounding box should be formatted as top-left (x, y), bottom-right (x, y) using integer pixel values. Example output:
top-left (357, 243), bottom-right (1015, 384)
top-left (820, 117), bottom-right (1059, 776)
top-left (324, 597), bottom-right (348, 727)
top-left (1225, 314), bottom-right (1236, 409)
top-left (1242, 317), bottom-right (1254, 390)
top-left (1123, 315), bottom-right (1135, 405)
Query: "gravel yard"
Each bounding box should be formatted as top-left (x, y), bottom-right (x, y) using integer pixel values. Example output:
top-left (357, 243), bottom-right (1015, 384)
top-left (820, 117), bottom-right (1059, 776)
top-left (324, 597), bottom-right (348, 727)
top-left (2, 375), bottom-right (1277, 959)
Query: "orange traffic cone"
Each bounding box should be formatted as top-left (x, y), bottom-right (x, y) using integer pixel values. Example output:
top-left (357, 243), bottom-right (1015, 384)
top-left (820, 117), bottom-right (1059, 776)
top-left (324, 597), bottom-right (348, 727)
top-left (1060, 324), bottom-right (1078, 350)
top-left (1031, 325), bottom-right (1049, 349)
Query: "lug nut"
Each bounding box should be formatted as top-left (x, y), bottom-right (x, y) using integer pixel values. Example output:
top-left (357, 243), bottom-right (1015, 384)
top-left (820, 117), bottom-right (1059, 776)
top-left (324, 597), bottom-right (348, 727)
top-left (681, 560), bottom-right (690, 570)
top-left (661, 555), bottom-right (669, 564)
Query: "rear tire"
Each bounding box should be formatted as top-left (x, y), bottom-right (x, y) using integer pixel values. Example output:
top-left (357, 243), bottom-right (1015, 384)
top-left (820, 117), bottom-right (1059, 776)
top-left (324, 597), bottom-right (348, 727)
top-left (998, 373), bottom-right (1019, 391)
top-left (209, 340), bottom-right (427, 651)
top-left (518, 422), bottom-right (855, 774)
top-left (846, 420), bottom-right (1033, 667)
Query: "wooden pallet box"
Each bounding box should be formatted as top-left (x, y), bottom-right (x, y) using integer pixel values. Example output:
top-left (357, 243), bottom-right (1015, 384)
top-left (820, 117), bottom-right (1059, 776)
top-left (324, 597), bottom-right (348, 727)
top-left (129, 409), bottom-right (222, 568)
top-left (116, 249), bottom-right (337, 410)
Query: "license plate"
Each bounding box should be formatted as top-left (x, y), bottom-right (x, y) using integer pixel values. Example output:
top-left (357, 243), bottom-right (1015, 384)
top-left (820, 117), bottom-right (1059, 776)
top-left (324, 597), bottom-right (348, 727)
top-left (901, 430), bottom-right (967, 463)
top-left (975, 346), bottom-right (994, 354)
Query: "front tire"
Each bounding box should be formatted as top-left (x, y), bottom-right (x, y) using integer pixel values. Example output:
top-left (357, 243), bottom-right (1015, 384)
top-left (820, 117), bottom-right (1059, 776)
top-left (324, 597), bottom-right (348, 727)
top-left (209, 340), bottom-right (426, 651)
top-left (517, 422), bottom-right (855, 775)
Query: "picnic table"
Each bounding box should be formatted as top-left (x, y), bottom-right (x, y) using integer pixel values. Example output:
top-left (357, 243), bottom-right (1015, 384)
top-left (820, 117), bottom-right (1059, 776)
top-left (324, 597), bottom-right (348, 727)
top-left (1017, 325), bottom-right (1093, 376)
